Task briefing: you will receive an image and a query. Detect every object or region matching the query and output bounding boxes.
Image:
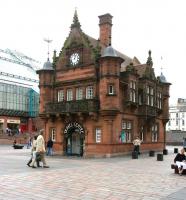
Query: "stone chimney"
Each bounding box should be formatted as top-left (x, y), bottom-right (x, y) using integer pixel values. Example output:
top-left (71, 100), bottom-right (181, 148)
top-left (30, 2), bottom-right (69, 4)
top-left (98, 13), bottom-right (113, 47)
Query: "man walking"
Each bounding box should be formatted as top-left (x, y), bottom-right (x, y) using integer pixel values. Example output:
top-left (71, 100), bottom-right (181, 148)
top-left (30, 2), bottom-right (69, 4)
top-left (31, 130), bottom-right (49, 168)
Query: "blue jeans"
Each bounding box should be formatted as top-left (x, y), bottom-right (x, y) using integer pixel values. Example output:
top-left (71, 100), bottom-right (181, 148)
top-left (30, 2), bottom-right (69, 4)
top-left (46, 147), bottom-right (53, 156)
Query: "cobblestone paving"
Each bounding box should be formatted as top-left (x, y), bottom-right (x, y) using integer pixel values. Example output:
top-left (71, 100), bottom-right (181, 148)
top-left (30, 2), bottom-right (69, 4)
top-left (0, 145), bottom-right (185, 200)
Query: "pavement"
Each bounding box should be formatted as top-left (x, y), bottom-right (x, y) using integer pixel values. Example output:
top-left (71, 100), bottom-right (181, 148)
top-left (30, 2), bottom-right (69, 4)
top-left (0, 145), bottom-right (185, 200)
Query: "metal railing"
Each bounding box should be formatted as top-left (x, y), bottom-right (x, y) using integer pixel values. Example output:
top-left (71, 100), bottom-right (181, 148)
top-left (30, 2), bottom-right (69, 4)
top-left (45, 99), bottom-right (99, 114)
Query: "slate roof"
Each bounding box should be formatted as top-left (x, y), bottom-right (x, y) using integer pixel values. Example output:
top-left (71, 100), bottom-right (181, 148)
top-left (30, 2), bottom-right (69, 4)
top-left (85, 34), bottom-right (133, 69)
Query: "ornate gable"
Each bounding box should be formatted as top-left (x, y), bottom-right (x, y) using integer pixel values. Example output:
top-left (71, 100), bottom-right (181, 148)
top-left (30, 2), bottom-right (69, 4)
top-left (56, 11), bottom-right (101, 70)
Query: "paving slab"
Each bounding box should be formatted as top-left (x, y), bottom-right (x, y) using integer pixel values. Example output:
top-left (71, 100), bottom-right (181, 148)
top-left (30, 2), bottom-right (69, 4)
top-left (0, 145), bottom-right (185, 200)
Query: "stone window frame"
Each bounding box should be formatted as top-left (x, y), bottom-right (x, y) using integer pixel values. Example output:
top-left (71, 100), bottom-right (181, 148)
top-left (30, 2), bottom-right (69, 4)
top-left (140, 126), bottom-right (145, 142)
top-left (146, 85), bottom-right (154, 106)
top-left (157, 91), bottom-right (162, 109)
top-left (151, 123), bottom-right (158, 142)
top-left (108, 84), bottom-right (114, 95)
top-left (57, 89), bottom-right (64, 102)
top-left (66, 88), bottom-right (73, 101)
top-left (50, 127), bottom-right (56, 142)
top-left (86, 86), bottom-right (94, 99)
top-left (129, 80), bottom-right (136, 103)
top-left (95, 127), bottom-right (102, 143)
top-left (121, 120), bottom-right (133, 143)
top-left (182, 119), bottom-right (185, 126)
top-left (76, 87), bottom-right (83, 100)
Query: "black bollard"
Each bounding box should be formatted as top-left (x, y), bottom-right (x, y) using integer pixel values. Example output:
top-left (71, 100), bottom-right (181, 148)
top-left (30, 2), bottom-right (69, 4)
top-left (132, 151), bottom-right (138, 159)
top-left (157, 153), bottom-right (163, 161)
top-left (149, 150), bottom-right (155, 157)
top-left (163, 149), bottom-right (168, 155)
top-left (174, 148), bottom-right (178, 154)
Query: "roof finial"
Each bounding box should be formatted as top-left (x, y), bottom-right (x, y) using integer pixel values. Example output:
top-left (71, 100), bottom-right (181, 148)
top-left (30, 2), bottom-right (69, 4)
top-left (44, 38), bottom-right (52, 61)
top-left (159, 56), bottom-right (167, 83)
top-left (146, 50), bottom-right (153, 66)
top-left (71, 8), bottom-right (81, 29)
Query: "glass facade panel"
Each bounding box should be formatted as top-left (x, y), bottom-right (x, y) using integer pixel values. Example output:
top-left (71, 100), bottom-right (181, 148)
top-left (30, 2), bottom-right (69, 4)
top-left (0, 82), bottom-right (39, 117)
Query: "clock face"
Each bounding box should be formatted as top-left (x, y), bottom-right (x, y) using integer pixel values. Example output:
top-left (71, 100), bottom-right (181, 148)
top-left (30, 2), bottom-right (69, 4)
top-left (70, 53), bottom-right (80, 66)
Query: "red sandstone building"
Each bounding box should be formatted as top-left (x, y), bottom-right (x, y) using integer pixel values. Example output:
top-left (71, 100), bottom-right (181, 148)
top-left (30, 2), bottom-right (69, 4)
top-left (37, 12), bottom-right (170, 157)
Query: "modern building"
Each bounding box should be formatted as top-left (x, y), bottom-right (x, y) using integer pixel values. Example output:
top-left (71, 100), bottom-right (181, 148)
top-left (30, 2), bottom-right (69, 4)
top-left (0, 48), bottom-right (41, 135)
top-left (37, 11), bottom-right (171, 157)
top-left (167, 98), bottom-right (186, 131)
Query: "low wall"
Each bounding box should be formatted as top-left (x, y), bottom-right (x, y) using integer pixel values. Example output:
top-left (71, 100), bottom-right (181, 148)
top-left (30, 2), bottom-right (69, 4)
top-left (0, 134), bottom-right (27, 145)
top-left (166, 131), bottom-right (186, 145)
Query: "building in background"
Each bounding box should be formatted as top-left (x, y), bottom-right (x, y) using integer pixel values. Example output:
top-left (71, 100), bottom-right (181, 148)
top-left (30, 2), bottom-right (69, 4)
top-left (37, 11), bottom-right (171, 157)
top-left (167, 98), bottom-right (186, 131)
top-left (0, 49), bottom-right (41, 135)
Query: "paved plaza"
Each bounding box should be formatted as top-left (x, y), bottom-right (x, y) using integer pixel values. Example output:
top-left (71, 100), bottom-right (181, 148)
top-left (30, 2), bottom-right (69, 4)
top-left (0, 145), bottom-right (185, 200)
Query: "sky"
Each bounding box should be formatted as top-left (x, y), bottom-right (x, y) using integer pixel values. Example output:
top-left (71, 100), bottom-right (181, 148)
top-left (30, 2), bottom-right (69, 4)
top-left (0, 0), bottom-right (186, 105)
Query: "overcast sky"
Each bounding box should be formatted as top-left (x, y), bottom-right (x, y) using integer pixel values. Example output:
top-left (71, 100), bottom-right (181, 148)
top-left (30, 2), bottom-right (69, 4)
top-left (0, 0), bottom-right (185, 105)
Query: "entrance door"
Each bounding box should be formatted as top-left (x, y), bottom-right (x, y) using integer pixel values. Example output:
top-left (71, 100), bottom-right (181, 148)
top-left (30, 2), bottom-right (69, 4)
top-left (71, 133), bottom-right (80, 155)
top-left (64, 123), bottom-right (85, 156)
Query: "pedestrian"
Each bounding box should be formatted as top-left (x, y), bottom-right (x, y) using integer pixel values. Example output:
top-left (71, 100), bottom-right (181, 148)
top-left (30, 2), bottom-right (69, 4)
top-left (26, 136), bottom-right (32, 149)
top-left (30, 130), bottom-right (49, 168)
top-left (133, 136), bottom-right (142, 155)
top-left (27, 136), bottom-right (41, 168)
top-left (46, 138), bottom-right (53, 156)
top-left (174, 148), bottom-right (186, 175)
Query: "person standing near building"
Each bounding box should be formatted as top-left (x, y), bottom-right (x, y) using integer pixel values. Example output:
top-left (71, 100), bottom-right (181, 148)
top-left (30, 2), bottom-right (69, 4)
top-left (46, 138), bottom-right (53, 156)
top-left (35, 130), bottom-right (49, 168)
top-left (133, 136), bottom-right (142, 155)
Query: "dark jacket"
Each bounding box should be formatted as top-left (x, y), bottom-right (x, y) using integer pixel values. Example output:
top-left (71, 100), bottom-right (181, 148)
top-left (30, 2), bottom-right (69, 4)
top-left (174, 153), bottom-right (186, 163)
top-left (47, 140), bottom-right (53, 148)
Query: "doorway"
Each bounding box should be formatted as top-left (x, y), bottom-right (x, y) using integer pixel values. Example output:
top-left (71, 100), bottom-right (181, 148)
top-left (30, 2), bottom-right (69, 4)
top-left (65, 127), bottom-right (84, 156)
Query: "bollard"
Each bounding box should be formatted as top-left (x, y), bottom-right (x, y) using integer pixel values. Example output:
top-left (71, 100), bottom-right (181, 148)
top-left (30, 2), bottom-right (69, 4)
top-left (132, 151), bottom-right (138, 159)
top-left (157, 153), bottom-right (163, 161)
top-left (174, 148), bottom-right (178, 154)
top-left (149, 150), bottom-right (155, 157)
top-left (163, 149), bottom-right (168, 155)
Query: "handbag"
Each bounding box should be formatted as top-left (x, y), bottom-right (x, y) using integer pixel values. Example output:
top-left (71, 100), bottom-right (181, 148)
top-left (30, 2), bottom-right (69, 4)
top-left (36, 152), bottom-right (42, 161)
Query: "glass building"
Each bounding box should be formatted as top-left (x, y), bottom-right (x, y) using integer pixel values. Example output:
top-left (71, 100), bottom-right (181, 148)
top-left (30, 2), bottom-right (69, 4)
top-left (0, 83), bottom-right (39, 116)
top-left (0, 48), bottom-right (41, 134)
